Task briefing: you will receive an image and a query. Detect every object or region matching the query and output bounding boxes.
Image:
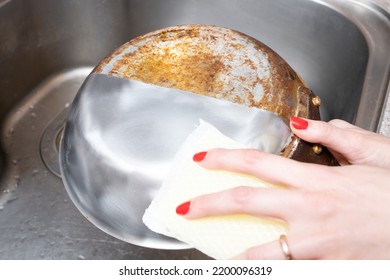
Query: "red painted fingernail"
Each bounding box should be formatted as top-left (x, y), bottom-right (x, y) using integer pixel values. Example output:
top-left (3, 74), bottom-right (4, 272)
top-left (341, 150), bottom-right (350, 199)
top-left (193, 151), bottom-right (207, 162)
top-left (290, 116), bottom-right (309, 130)
top-left (176, 201), bottom-right (191, 215)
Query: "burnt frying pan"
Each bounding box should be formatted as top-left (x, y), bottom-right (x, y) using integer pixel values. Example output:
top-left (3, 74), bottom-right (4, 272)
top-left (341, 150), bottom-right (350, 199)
top-left (60, 25), bottom-right (337, 250)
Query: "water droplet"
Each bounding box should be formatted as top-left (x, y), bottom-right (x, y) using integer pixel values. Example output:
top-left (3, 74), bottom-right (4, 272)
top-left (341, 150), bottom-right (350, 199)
top-left (39, 232), bottom-right (46, 238)
top-left (77, 255), bottom-right (85, 260)
top-left (30, 112), bottom-right (37, 119)
top-left (29, 104), bottom-right (35, 109)
top-left (11, 159), bottom-right (19, 165)
top-left (8, 127), bottom-right (14, 135)
top-left (63, 198), bottom-right (68, 203)
top-left (31, 169), bottom-right (39, 177)
top-left (40, 253), bottom-right (45, 258)
top-left (0, 206), bottom-right (4, 211)
top-left (14, 176), bottom-right (20, 188)
top-left (7, 194), bottom-right (18, 203)
top-left (13, 175), bottom-right (21, 188)
top-left (54, 229), bottom-right (64, 238)
top-left (65, 102), bottom-right (70, 108)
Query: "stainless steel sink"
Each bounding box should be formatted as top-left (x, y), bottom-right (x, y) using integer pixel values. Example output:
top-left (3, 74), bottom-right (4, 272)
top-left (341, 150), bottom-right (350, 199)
top-left (1, 0), bottom-right (389, 259)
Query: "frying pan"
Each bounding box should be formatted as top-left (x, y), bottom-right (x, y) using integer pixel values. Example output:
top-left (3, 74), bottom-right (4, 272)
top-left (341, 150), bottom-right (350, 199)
top-left (60, 25), bottom-right (337, 250)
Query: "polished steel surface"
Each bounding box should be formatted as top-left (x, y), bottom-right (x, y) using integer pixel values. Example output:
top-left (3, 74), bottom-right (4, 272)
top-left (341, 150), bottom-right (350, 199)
top-left (60, 74), bottom-right (291, 249)
top-left (0, 0), bottom-right (389, 259)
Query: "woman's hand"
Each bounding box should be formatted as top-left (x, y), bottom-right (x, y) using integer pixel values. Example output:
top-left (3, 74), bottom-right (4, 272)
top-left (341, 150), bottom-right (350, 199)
top-left (290, 117), bottom-right (390, 168)
top-left (179, 148), bottom-right (390, 259)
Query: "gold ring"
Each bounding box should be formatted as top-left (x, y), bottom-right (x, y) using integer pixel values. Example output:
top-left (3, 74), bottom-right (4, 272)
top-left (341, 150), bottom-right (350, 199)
top-left (279, 234), bottom-right (293, 260)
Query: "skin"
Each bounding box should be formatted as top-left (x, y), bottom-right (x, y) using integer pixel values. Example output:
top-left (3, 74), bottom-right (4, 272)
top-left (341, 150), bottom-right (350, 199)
top-left (180, 118), bottom-right (390, 259)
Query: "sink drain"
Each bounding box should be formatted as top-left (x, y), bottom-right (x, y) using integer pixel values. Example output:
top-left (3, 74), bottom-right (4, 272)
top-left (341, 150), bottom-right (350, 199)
top-left (40, 108), bottom-right (69, 177)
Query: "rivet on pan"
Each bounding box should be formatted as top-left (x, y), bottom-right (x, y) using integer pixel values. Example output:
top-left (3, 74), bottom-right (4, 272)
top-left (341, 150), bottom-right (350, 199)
top-left (312, 96), bottom-right (321, 107)
top-left (313, 144), bottom-right (323, 155)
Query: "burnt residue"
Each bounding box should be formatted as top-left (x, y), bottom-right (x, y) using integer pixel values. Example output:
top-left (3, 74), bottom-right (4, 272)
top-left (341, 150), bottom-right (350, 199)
top-left (109, 43), bottom-right (226, 96)
top-left (98, 26), bottom-right (228, 99)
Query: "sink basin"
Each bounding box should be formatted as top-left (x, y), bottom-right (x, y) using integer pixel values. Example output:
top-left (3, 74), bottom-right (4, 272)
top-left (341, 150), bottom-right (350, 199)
top-left (1, 0), bottom-right (389, 259)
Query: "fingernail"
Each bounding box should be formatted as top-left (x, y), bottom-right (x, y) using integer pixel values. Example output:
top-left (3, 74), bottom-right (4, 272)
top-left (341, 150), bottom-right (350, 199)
top-left (176, 201), bottom-right (191, 215)
top-left (193, 151), bottom-right (207, 162)
top-left (290, 116), bottom-right (308, 130)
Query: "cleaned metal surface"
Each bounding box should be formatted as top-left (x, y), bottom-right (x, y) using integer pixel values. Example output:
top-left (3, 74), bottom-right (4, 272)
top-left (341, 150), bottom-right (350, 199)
top-left (60, 74), bottom-right (291, 249)
top-left (0, 0), bottom-right (389, 259)
top-left (0, 68), bottom-right (208, 259)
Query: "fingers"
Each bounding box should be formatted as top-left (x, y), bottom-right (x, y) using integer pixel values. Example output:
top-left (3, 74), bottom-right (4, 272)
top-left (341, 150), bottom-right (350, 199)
top-left (231, 239), bottom-right (287, 260)
top-left (328, 119), bottom-right (373, 135)
top-left (193, 148), bottom-right (330, 190)
top-left (289, 117), bottom-right (366, 161)
top-left (180, 186), bottom-right (300, 221)
top-left (290, 117), bottom-right (355, 148)
top-left (290, 117), bottom-right (390, 168)
top-left (232, 234), bottom-right (317, 260)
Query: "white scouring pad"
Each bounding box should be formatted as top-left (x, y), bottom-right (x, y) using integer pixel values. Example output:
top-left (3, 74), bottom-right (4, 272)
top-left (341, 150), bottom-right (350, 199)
top-left (142, 120), bottom-right (287, 259)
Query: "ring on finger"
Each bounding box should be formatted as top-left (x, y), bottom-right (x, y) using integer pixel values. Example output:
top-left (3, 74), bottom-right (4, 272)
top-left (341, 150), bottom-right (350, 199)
top-left (279, 234), bottom-right (293, 260)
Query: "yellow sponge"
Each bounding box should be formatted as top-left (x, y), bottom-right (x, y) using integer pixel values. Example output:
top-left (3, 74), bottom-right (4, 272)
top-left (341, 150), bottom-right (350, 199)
top-left (142, 120), bottom-right (287, 259)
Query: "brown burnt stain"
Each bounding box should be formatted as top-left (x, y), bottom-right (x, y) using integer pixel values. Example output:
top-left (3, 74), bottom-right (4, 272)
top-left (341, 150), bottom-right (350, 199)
top-left (235, 31), bottom-right (309, 120)
top-left (110, 47), bottom-right (226, 96)
top-left (106, 28), bottom-right (227, 98)
top-left (93, 25), bottom-right (336, 166)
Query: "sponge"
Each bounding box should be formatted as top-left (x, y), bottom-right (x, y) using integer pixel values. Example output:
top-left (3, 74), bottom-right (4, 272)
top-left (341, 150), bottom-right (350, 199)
top-left (142, 120), bottom-right (287, 259)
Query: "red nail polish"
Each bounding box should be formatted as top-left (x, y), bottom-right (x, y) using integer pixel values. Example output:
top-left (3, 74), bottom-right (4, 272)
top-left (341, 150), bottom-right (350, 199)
top-left (290, 116), bottom-right (308, 130)
top-left (176, 201), bottom-right (191, 215)
top-left (193, 151), bottom-right (207, 162)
